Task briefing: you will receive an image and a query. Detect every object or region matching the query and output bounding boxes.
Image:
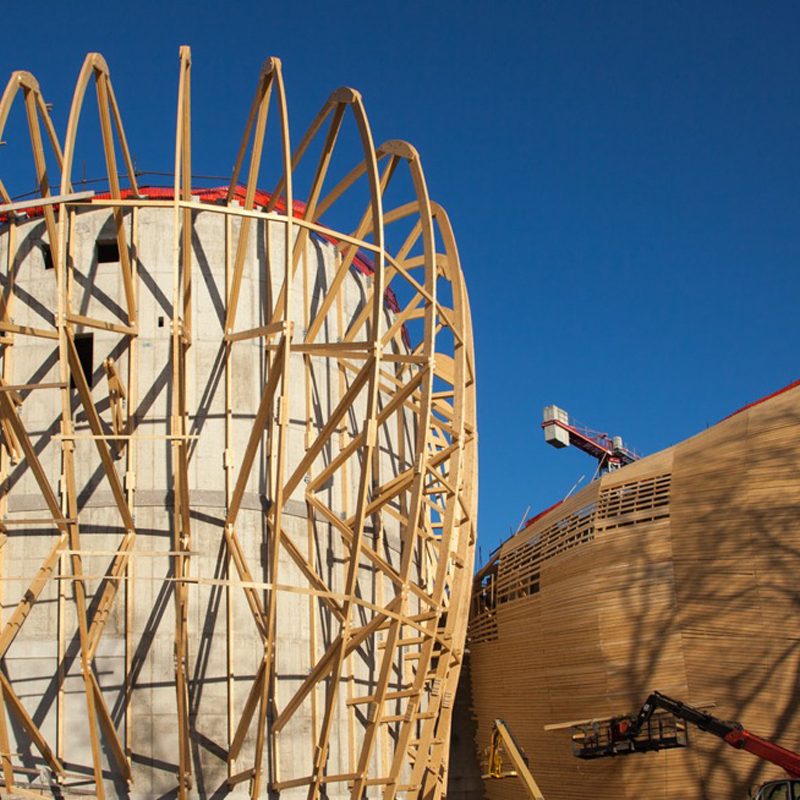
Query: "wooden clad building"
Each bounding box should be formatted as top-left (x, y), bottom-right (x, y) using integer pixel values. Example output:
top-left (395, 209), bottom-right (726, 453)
top-left (468, 382), bottom-right (800, 799)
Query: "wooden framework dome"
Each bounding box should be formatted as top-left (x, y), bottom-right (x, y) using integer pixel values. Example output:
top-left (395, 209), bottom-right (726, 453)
top-left (0, 48), bottom-right (477, 799)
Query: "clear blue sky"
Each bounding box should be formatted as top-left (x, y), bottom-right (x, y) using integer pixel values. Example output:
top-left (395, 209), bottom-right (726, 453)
top-left (2, 1), bottom-right (798, 561)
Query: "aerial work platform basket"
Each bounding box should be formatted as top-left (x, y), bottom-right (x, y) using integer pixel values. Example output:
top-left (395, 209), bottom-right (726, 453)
top-left (570, 711), bottom-right (688, 759)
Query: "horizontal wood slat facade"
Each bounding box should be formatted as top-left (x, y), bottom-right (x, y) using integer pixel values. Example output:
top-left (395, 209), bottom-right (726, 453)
top-left (468, 385), bottom-right (800, 799)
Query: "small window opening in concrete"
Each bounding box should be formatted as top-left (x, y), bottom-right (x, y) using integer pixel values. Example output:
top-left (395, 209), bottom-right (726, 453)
top-left (40, 242), bottom-right (54, 270)
top-left (71, 333), bottom-right (94, 389)
top-left (157, 316), bottom-right (165, 328)
top-left (96, 239), bottom-right (120, 264)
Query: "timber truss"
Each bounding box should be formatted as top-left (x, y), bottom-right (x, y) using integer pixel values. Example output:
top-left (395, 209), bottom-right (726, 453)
top-left (0, 48), bottom-right (477, 799)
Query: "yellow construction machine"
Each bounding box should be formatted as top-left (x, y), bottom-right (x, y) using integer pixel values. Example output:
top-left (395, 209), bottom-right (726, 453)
top-left (482, 718), bottom-right (545, 799)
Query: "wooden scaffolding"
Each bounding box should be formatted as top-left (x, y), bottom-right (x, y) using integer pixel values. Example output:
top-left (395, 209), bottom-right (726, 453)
top-left (0, 47), bottom-right (477, 799)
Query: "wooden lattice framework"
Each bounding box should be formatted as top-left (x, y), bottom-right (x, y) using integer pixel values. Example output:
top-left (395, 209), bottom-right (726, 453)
top-left (0, 48), bottom-right (477, 799)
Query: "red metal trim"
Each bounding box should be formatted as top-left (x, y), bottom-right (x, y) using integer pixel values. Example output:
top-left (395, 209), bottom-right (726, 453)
top-left (723, 377), bottom-right (800, 421)
top-left (1, 184), bottom-right (405, 320)
top-left (521, 499), bottom-right (564, 531)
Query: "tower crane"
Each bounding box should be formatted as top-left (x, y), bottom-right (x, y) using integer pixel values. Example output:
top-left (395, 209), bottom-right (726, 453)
top-left (541, 405), bottom-right (639, 474)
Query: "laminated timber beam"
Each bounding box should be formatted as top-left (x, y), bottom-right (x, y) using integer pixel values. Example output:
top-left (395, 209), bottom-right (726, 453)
top-left (171, 46), bottom-right (193, 796)
top-left (0, 70), bottom-right (64, 279)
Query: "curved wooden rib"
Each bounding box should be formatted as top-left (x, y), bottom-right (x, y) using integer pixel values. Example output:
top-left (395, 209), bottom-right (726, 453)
top-left (346, 139), bottom-right (437, 799)
top-left (213, 53), bottom-right (295, 800)
top-left (0, 71), bottom-right (64, 269)
top-left (410, 201), bottom-right (477, 800)
top-left (225, 56), bottom-right (285, 334)
top-left (303, 89), bottom-right (386, 800)
top-left (0, 71), bottom-right (63, 191)
top-left (171, 44), bottom-right (193, 798)
top-left (0, 59), bottom-right (140, 799)
top-left (60, 52), bottom-right (138, 324)
top-left (0, 73), bottom-right (66, 796)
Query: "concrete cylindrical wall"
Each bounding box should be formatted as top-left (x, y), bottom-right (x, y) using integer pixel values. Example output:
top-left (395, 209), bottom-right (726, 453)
top-left (0, 204), bottom-right (422, 797)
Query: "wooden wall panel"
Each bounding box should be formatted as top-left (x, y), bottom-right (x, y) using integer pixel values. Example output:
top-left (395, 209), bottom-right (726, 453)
top-left (468, 384), bottom-right (800, 799)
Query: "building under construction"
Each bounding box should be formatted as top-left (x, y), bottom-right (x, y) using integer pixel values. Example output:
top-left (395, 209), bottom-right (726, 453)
top-left (468, 381), bottom-right (800, 799)
top-left (0, 50), bottom-right (477, 798)
top-left (3, 42), bottom-right (800, 800)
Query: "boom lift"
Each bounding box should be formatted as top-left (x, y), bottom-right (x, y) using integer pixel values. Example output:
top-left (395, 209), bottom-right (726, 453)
top-left (542, 405), bottom-right (639, 474)
top-left (627, 692), bottom-right (800, 779)
top-left (482, 719), bottom-right (546, 799)
top-left (571, 691), bottom-right (800, 799)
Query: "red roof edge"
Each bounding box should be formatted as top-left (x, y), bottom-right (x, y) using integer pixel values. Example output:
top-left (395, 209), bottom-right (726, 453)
top-left (1, 184), bottom-right (405, 325)
top-left (521, 499), bottom-right (564, 531)
top-left (723, 377), bottom-right (800, 421)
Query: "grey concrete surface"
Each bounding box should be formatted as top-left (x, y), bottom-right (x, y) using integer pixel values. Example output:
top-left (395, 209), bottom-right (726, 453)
top-left (0, 206), bottom-right (424, 798)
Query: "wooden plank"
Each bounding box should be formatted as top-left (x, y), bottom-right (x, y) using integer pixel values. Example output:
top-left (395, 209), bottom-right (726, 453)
top-left (0, 190), bottom-right (94, 214)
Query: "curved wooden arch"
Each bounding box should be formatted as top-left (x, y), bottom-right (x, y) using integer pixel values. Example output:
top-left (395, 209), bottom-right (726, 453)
top-left (347, 138), bottom-right (438, 798)
top-left (221, 78), bottom-right (392, 800)
top-left (0, 70), bottom-right (64, 272)
top-left (170, 45), bottom-right (194, 795)
top-left (59, 52), bottom-right (138, 324)
top-left (0, 71), bottom-right (63, 183)
top-left (224, 55), bottom-right (293, 333)
top-left (59, 52), bottom-right (138, 198)
top-left (263, 84), bottom-right (388, 345)
top-left (412, 200), bottom-right (477, 800)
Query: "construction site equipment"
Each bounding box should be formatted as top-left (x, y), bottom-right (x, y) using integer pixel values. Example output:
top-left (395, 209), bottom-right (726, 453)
top-left (569, 707), bottom-right (688, 758)
top-left (574, 691), bottom-right (800, 798)
top-left (482, 719), bottom-right (546, 800)
top-left (751, 779), bottom-right (800, 800)
top-left (542, 404), bottom-right (639, 472)
top-left (628, 692), bottom-right (800, 778)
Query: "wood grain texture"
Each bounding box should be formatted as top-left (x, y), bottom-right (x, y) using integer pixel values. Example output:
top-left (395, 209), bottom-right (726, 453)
top-left (0, 48), bottom-right (477, 799)
top-left (469, 385), bottom-right (800, 799)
